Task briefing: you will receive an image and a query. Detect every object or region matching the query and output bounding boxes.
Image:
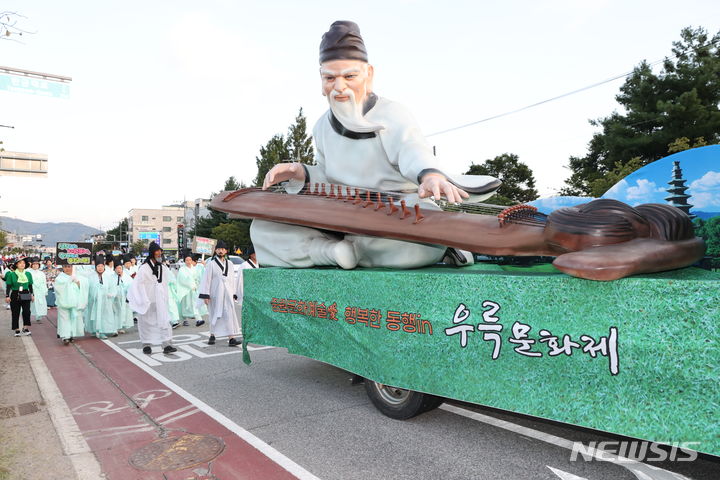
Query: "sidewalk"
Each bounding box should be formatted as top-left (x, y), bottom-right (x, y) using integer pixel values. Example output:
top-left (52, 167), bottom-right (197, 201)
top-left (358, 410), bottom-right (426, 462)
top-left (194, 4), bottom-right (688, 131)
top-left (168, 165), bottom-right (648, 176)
top-left (1, 308), bottom-right (312, 480)
top-left (0, 309), bottom-right (77, 480)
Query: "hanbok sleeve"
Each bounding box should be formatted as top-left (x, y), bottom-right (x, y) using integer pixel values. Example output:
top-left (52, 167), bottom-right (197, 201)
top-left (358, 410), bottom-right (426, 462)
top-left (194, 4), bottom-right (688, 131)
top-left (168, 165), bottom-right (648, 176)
top-left (127, 266), bottom-right (151, 314)
top-left (198, 263), bottom-right (212, 300)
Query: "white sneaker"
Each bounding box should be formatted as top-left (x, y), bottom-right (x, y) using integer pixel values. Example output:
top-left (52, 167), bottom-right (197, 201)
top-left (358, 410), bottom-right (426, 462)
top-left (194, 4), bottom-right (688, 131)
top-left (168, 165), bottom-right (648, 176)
top-left (333, 240), bottom-right (358, 270)
top-left (22, 329), bottom-right (31, 336)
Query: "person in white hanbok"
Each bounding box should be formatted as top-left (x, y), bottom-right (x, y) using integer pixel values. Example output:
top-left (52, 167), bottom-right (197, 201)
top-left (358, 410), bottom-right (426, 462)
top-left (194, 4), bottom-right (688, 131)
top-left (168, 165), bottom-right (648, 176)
top-left (198, 241), bottom-right (242, 347)
top-left (127, 242), bottom-right (177, 355)
top-left (28, 259), bottom-right (48, 322)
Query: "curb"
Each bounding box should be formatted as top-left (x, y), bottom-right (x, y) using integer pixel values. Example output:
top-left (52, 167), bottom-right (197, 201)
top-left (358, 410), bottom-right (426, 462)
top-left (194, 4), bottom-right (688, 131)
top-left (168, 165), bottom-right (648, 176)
top-left (22, 336), bottom-right (105, 480)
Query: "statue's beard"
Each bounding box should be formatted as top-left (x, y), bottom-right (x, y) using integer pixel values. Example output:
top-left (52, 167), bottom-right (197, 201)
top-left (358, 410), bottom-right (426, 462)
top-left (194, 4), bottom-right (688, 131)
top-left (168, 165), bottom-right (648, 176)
top-left (328, 89), bottom-right (383, 133)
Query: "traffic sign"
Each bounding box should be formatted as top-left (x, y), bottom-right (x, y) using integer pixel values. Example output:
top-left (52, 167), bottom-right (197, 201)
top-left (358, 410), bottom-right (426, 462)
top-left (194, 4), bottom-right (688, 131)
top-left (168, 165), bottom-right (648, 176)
top-left (0, 72), bottom-right (70, 99)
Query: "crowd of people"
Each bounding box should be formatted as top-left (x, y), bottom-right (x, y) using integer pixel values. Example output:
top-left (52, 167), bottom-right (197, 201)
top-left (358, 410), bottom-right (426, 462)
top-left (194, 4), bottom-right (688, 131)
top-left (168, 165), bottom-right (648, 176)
top-left (1, 241), bottom-right (257, 353)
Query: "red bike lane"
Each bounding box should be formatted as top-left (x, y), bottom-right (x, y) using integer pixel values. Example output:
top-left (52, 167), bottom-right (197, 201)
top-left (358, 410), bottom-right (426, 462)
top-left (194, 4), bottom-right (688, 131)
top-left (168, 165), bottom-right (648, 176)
top-left (31, 311), bottom-right (307, 480)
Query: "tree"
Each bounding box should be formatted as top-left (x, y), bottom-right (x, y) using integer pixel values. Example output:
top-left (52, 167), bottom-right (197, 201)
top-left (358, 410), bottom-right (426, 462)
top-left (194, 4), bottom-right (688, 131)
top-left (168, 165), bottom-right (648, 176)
top-left (253, 108), bottom-right (314, 187)
top-left (190, 176), bottom-right (253, 252)
top-left (130, 240), bottom-right (147, 256)
top-left (106, 218), bottom-right (128, 242)
top-left (253, 134), bottom-right (290, 187)
top-left (587, 156), bottom-right (645, 198)
top-left (465, 153), bottom-right (539, 205)
top-left (0, 229), bottom-right (6, 250)
top-left (694, 217), bottom-right (720, 269)
top-left (287, 108), bottom-right (315, 164)
top-left (211, 222), bottom-right (251, 252)
top-left (224, 176), bottom-right (241, 191)
top-left (563, 27), bottom-right (720, 195)
top-left (667, 136), bottom-right (708, 154)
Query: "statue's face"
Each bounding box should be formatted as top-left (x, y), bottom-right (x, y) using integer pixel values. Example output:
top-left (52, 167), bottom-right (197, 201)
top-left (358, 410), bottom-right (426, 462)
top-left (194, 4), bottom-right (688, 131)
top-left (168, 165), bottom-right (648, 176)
top-left (320, 59), bottom-right (373, 104)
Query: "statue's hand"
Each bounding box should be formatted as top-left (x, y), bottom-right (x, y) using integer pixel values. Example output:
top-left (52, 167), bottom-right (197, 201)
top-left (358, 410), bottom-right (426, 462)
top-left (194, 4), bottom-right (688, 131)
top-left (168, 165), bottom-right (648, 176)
top-left (418, 173), bottom-right (469, 203)
top-left (262, 163), bottom-right (306, 190)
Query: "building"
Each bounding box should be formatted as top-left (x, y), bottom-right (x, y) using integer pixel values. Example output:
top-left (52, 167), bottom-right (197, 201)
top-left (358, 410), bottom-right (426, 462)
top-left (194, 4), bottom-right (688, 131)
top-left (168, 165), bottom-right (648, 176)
top-left (165, 199), bottom-right (212, 233)
top-left (665, 160), bottom-right (696, 219)
top-left (185, 198), bottom-right (211, 232)
top-left (128, 206), bottom-right (185, 254)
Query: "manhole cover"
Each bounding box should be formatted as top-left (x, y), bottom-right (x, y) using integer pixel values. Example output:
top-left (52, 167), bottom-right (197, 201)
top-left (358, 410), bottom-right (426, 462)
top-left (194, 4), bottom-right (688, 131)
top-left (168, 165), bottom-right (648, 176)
top-left (129, 433), bottom-right (225, 471)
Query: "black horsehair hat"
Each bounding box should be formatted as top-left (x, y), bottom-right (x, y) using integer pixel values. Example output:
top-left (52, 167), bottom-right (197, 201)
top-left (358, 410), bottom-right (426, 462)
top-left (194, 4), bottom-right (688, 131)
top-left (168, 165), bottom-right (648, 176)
top-left (319, 21), bottom-right (368, 64)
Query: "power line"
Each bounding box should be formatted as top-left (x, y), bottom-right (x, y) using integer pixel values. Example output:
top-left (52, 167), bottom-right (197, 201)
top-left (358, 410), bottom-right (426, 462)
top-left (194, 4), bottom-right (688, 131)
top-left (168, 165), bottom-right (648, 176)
top-left (426, 36), bottom-right (720, 138)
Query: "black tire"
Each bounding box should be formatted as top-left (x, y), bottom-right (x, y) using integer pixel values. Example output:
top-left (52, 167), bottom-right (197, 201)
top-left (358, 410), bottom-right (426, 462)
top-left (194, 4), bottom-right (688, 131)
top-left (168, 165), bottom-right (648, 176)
top-left (364, 379), bottom-right (444, 420)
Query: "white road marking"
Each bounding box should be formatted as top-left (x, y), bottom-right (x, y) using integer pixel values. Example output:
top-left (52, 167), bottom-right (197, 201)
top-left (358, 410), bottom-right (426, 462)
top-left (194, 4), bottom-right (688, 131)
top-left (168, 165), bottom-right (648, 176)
top-left (102, 339), bottom-right (321, 480)
top-left (547, 466), bottom-right (589, 480)
top-left (440, 404), bottom-right (691, 480)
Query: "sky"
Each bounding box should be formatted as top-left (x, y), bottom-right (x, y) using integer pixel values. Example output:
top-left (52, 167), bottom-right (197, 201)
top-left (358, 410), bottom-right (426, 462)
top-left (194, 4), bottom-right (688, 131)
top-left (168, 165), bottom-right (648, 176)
top-left (1, 0), bottom-right (719, 230)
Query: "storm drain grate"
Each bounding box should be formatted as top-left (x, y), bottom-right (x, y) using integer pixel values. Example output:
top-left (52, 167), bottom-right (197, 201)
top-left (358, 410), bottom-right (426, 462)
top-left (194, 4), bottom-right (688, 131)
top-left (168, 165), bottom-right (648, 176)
top-left (129, 433), bottom-right (225, 471)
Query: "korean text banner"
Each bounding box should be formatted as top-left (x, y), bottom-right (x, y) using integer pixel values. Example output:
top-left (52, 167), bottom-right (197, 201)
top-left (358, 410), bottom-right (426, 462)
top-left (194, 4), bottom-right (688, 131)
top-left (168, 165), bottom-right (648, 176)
top-left (56, 242), bottom-right (92, 265)
top-left (241, 264), bottom-right (720, 457)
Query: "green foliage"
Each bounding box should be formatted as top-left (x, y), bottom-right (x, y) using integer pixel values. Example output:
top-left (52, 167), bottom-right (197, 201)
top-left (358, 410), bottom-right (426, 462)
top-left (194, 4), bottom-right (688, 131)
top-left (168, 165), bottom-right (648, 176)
top-left (667, 136), bottom-right (708, 153)
top-left (253, 108), bottom-right (314, 187)
top-left (465, 153), bottom-right (539, 205)
top-left (106, 218), bottom-right (128, 241)
top-left (253, 134), bottom-right (290, 187)
top-left (694, 217), bottom-right (720, 269)
top-left (130, 240), bottom-right (147, 256)
top-left (190, 176), bottom-right (252, 252)
top-left (563, 27), bottom-right (720, 195)
top-left (224, 176), bottom-right (242, 191)
top-left (587, 156), bottom-right (645, 198)
top-left (287, 108), bottom-right (315, 164)
top-left (211, 222), bottom-right (251, 252)
top-left (0, 229), bottom-right (6, 250)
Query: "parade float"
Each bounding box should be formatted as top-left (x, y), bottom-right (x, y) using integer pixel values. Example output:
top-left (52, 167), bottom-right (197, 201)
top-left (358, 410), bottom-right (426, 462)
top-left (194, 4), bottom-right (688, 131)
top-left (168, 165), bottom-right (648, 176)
top-left (218, 20), bottom-right (720, 458)
top-left (211, 146), bottom-right (719, 458)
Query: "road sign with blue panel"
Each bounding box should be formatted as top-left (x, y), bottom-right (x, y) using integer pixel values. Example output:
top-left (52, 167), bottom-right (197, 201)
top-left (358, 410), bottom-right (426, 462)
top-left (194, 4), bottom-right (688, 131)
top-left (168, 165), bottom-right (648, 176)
top-left (0, 73), bottom-right (70, 99)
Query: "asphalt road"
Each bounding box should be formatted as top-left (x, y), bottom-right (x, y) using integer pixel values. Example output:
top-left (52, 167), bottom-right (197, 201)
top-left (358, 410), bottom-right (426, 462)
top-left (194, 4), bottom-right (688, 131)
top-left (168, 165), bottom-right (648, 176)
top-left (109, 323), bottom-right (719, 480)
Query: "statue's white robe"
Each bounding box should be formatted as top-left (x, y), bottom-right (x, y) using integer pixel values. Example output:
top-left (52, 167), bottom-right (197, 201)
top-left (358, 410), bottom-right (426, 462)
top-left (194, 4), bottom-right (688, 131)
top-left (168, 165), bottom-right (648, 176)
top-left (251, 96), bottom-right (447, 268)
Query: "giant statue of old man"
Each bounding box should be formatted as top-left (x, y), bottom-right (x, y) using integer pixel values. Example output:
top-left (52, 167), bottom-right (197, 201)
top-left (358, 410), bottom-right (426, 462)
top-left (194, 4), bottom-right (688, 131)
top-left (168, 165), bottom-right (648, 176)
top-left (251, 20), bottom-right (500, 269)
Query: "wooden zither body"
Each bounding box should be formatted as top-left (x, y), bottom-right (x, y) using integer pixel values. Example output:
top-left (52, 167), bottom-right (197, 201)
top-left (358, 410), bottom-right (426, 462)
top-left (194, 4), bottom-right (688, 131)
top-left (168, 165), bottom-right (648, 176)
top-left (210, 187), bottom-right (706, 281)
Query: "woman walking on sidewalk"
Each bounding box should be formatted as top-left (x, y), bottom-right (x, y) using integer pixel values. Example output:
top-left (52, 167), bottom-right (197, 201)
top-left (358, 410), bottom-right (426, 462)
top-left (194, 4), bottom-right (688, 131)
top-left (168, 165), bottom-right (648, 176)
top-left (4, 258), bottom-right (34, 337)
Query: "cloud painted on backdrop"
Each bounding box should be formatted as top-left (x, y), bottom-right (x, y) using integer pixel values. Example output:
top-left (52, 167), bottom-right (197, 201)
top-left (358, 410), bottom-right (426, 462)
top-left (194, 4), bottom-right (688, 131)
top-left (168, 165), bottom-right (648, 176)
top-left (528, 145), bottom-right (720, 216)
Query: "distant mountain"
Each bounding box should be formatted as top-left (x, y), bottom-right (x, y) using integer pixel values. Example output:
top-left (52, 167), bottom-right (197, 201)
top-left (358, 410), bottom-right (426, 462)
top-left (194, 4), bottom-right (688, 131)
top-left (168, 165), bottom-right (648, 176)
top-left (0, 216), bottom-right (102, 246)
top-left (693, 211), bottom-right (720, 220)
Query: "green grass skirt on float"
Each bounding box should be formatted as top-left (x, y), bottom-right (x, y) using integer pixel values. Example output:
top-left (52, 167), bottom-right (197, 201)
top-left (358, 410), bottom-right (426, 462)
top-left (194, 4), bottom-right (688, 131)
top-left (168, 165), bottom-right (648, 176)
top-left (241, 264), bottom-right (720, 456)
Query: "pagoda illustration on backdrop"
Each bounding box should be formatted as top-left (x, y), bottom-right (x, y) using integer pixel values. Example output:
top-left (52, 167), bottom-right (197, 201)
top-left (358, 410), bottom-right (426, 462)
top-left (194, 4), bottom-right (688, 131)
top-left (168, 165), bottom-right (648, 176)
top-left (665, 160), bottom-right (696, 219)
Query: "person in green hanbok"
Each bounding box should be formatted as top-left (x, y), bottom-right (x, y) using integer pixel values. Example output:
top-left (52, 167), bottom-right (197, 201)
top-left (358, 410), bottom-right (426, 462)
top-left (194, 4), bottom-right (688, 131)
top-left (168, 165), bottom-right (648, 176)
top-left (55, 264), bottom-right (89, 344)
top-left (28, 258), bottom-right (49, 322)
top-left (110, 258), bottom-right (134, 333)
top-left (85, 258), bottom-right (118, 339)
top-left (176, 253), bottom-right (202, 327)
